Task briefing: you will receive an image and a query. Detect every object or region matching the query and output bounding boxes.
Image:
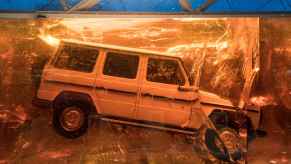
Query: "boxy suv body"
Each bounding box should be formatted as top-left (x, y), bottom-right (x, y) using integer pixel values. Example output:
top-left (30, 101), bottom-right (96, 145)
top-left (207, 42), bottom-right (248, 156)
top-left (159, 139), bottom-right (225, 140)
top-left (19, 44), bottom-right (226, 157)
top-left (36, 39), bottom-right (262, 141)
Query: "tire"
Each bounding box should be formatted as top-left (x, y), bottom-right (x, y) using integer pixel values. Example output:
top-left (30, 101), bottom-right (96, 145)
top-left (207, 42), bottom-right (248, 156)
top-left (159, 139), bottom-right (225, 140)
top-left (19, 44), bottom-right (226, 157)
top-left (193, 127), bottom-right (230, 162)
top-left (193, 127), bottom-right (244, 163)
top-left (53, 103), bottom-right (89, 138)
top-left (204, 128), bottom-right (230, 162)
top-left (210, 111), bottom-right (253, 143)
top-left (218, 128), bottom-right (244, 162)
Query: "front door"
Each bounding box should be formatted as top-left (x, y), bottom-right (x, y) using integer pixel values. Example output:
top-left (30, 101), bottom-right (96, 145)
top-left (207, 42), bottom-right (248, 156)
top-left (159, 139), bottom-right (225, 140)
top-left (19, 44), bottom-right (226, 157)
top-left (136, 57), bottom-right (193, 127)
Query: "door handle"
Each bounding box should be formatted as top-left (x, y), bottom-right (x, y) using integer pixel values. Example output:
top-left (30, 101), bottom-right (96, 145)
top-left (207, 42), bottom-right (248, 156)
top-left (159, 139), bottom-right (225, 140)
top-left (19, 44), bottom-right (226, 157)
top-left (142, 93), bottom-right (152, 97)
top-left (142, 93), bottom-right (174, 101)
top-left (95, 86), bottom-right (104, 89)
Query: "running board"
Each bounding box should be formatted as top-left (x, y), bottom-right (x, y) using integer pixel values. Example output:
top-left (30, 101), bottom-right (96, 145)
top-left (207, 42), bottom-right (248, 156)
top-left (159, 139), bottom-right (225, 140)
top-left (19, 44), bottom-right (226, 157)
top-left (98, 117), bottom-right (197, 135)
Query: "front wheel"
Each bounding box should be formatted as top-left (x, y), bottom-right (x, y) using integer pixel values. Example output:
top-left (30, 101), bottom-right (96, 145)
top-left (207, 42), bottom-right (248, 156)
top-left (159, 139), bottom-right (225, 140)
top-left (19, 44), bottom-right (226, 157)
top-left (218, 128), bottom-right (245, 162)
top-left (193, 126), bottom-right (244, 163)
top-left (53, 105), bottom-right (89, 138)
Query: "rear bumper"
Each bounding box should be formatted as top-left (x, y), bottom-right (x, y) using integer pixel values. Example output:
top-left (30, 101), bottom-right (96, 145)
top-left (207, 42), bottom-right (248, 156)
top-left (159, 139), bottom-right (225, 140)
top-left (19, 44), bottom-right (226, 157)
top-left (32, 98), bottom-right (52, 109)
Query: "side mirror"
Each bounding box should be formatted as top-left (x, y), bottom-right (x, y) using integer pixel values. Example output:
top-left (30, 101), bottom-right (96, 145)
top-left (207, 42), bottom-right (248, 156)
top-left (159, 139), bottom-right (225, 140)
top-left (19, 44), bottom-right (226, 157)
top-left (178, 85), bottom-right (197, 92)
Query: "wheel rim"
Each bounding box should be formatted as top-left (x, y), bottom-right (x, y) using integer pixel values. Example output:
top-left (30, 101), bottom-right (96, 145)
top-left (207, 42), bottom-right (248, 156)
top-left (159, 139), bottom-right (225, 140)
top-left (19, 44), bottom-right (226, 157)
top-left (204, 128), bottom-right (230, 162)
top-left (218, 129), bottom-right (243, 161)
top-left (60, 106), bottom-right (85, 132)
top-left (219, 130), bottom-right (241, 154)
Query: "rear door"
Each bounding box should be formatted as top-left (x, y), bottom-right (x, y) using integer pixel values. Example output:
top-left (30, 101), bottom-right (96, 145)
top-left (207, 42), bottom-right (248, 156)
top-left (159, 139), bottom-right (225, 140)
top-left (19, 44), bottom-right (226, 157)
top-left (95, 51), bottom-right (141, 119)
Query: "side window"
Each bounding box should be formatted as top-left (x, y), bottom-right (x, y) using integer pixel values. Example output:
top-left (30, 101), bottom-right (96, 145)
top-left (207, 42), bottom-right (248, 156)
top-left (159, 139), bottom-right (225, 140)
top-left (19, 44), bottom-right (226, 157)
top-left (103, 52), bottom-right (139, 79)
top-left (54, 45), bottom-right (98, 72)
top-left (147, 58), bottom-right (185, 85)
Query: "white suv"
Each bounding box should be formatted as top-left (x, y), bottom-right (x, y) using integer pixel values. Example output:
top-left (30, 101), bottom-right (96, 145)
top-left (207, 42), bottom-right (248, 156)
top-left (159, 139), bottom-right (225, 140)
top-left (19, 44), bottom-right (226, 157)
top-left (35, 39), bottom-right (262, 162)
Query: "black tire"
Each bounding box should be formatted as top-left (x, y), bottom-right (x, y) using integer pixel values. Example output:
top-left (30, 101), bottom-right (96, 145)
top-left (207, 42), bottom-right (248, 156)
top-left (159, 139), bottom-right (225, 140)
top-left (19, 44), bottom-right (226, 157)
top-left (193, 127), bottom-right (230, 162)
top-left (193, 127), bottom-right (244, 163)
top-left (204, 128), bottom-right (230, 162)
top-left (53, 103), bottom-right (89, 139)
top-left (218, 128), bottom-right (244, 162)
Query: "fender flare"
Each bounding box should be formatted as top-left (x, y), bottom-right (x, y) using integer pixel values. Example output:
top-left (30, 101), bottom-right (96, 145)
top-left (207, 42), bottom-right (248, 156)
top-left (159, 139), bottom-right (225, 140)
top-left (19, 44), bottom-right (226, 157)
top-left (209, 109), bottom-right (255, 134)
top-left (209, 110), bottom-right (230, 129)
top-left (53, 91), bottom-right (97, 115)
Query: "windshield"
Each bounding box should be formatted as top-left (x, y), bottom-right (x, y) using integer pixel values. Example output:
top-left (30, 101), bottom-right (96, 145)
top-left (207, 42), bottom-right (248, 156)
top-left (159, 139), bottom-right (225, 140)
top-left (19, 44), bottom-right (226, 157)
top-left (181, 47), bottom-right (247, 105)
top-left (201, 50), bottom-right (245, 105)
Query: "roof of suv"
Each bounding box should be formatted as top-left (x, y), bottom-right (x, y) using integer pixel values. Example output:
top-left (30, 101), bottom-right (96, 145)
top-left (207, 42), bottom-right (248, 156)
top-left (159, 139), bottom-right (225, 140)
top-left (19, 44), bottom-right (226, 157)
top-left (61, 39), bottom-right (181, 60)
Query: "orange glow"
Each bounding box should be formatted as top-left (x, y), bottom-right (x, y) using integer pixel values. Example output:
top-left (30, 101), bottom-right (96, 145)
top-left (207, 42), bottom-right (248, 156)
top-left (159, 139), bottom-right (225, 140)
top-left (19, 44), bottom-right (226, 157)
top-left (39, 35), bottom-right (60, 47)
top-left (167, 41), bottom-right (229, 55)
top-left (250, 95), bottom-right (275, 107)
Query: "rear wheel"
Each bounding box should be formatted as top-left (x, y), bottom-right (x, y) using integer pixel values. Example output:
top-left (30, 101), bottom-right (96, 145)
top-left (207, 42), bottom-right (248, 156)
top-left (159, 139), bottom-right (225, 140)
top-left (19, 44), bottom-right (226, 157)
top-left (53, 105), bottom-right (89, 138)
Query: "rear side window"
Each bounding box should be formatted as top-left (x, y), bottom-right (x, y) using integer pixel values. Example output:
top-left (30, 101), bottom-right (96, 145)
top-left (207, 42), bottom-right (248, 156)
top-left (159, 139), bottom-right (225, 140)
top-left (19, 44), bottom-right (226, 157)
top-left (147, 58), bottom-right (185, 85)
top-left (103, 52), bottom-right (139, 79)
top-left (54, 44), bottom-right (98, 72)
